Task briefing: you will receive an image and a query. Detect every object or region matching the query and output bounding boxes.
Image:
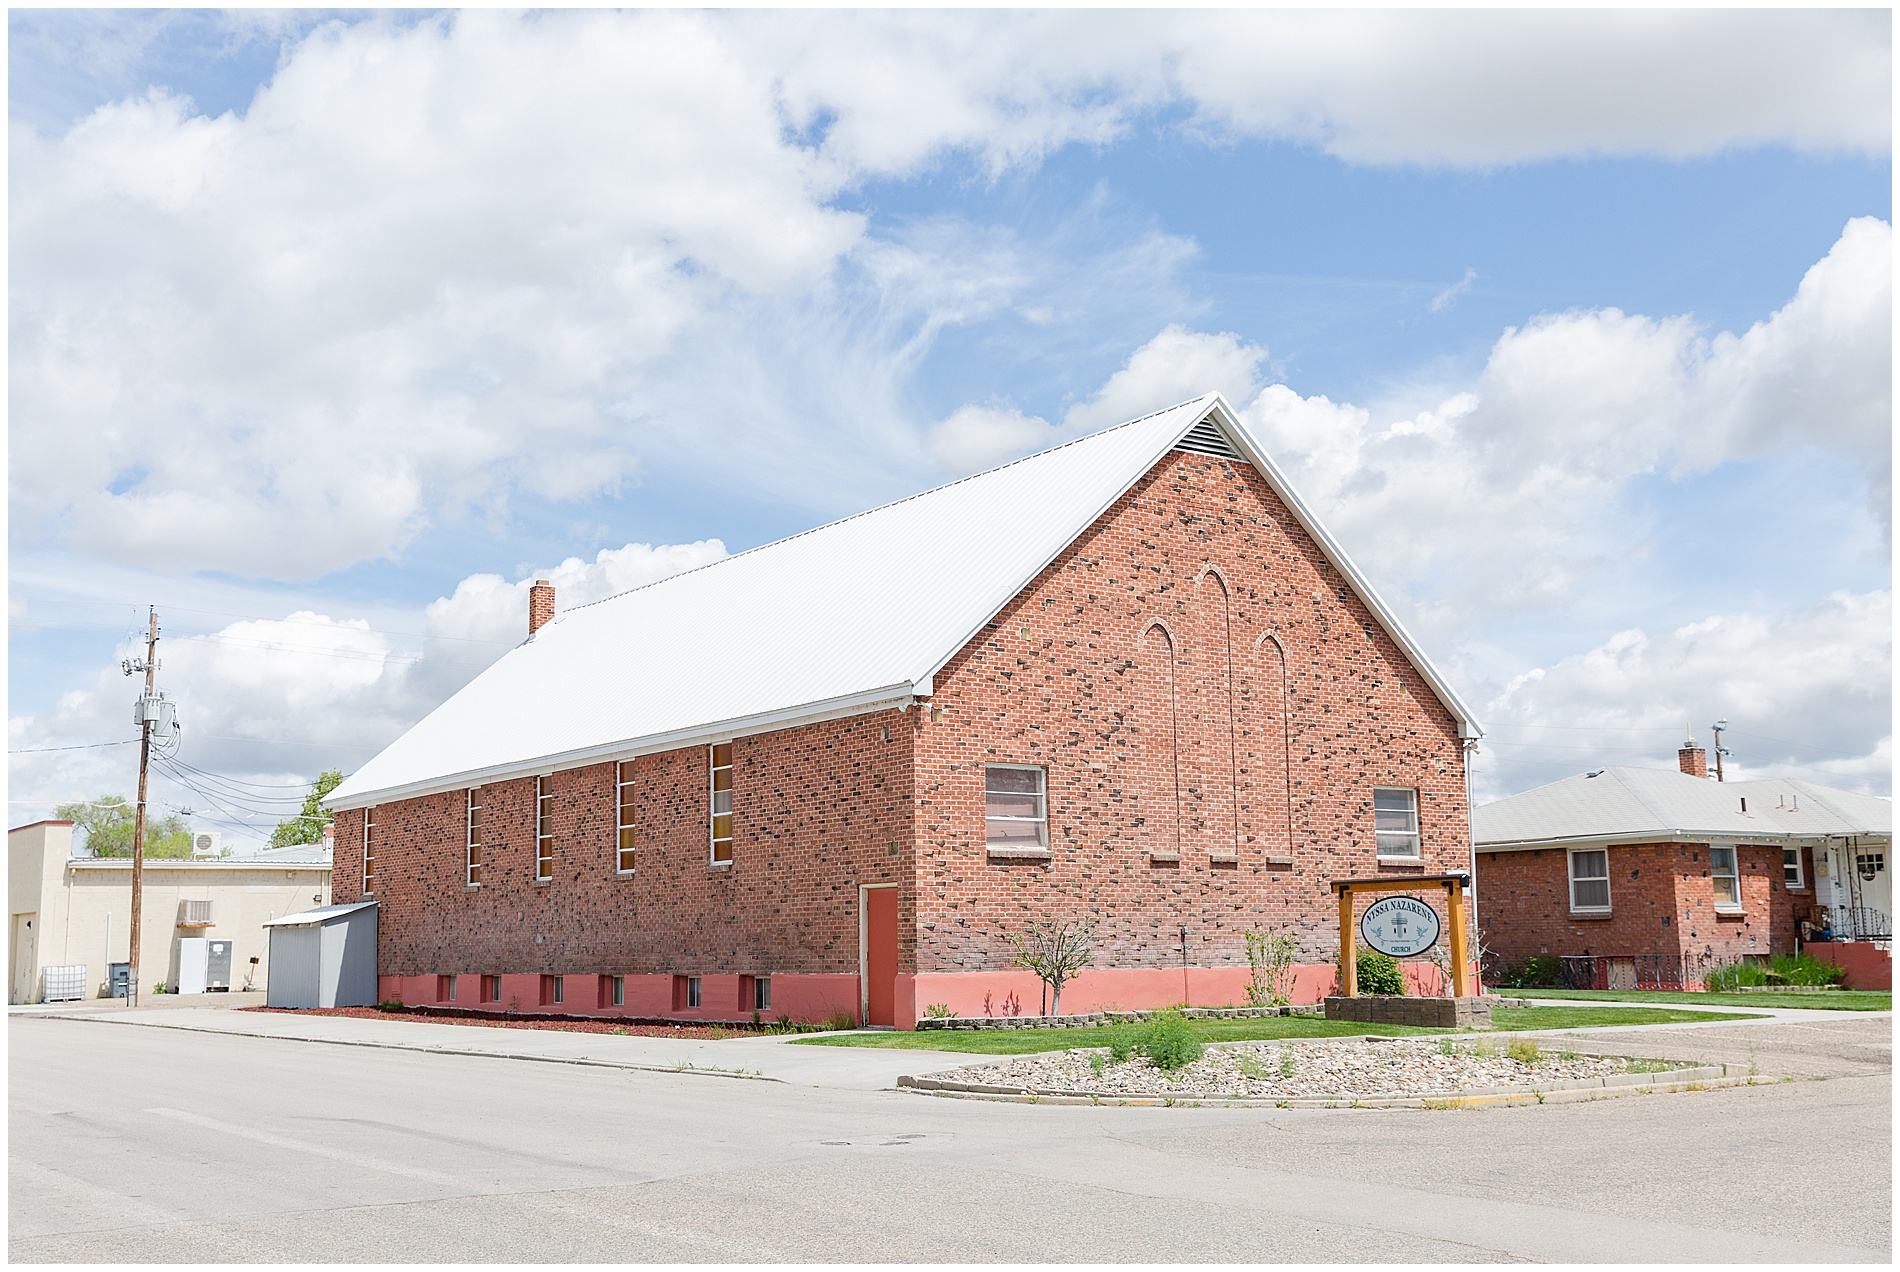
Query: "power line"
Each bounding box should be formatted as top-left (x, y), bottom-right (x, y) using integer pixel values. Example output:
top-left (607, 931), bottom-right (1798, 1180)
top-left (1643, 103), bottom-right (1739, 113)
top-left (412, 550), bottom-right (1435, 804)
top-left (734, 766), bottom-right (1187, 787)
top-left (8, 740), bottom-right (138, 754)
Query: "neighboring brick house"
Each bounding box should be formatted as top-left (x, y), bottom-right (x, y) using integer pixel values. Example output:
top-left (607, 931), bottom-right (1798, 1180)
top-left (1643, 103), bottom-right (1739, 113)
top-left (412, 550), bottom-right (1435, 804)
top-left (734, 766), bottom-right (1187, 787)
top-left (326, 394), bottom-right (1483, 1027)
top-left (1474, 743), bottom-right (1893, 991)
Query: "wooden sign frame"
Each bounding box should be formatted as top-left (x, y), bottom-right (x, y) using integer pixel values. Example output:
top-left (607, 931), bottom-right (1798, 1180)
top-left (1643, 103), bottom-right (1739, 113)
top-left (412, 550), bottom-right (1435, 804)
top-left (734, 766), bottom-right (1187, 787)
top-left (1328, 872), bottom-right (1471, 998)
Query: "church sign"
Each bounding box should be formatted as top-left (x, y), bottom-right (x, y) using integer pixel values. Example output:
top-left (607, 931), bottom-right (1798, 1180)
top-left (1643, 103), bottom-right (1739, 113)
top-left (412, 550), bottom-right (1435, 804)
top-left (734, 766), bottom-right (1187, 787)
top-left (1360, 894), bottom-right (1441, 958)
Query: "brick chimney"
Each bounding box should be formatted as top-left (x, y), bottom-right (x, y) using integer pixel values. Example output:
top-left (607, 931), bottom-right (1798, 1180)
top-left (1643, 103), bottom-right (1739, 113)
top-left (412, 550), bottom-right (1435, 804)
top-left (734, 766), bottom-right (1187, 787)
top-left (528, 579), bottom-right (555, 636)
top-left (1678, 738), bottom-right (1708, 779)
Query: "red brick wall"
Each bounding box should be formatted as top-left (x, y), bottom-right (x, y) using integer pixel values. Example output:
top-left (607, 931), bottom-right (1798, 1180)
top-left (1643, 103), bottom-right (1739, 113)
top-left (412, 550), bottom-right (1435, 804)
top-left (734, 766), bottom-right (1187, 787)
top-left (336, 711), bottom-right (912, 983)
top-left (910, 448), bottom-right (1472, 978)
top-left (339, 446), bottom-right (1474, 1012)
top-left (1476, 841), bottom-right (1797, 969)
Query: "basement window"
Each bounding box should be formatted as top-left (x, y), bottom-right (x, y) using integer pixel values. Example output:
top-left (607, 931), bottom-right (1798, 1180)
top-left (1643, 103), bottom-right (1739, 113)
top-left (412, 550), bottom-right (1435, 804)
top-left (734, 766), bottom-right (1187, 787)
top-left (1373, 787), bottom-right (1420, 858)
top-left (1568, 849), bottom-right (1611, 913)
top-left (1710, 847), bottom-right (1742, 910)
top-left (754, 975), bottom-right (772, 1012)
top-left (610, 975), bottom-right (624, 1007)
top-left (985, 765), bottom-right (1048, 851)
top-left (541, 974), bottom-right (564, 1006)
top-left (482, 975), bottom-right (502, 1003)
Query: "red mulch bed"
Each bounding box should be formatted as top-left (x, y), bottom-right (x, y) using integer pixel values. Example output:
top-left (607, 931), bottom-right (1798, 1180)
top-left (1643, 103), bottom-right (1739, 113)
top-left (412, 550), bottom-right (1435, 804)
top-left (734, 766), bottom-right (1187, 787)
top-left (241, 1005), bottom-right (749, 1040)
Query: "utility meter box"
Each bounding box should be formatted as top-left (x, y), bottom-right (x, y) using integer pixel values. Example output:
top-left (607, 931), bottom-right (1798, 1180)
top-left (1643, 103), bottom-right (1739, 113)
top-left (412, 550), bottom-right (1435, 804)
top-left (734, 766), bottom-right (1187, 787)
top-left (206, 940), bottom-right (233, 991)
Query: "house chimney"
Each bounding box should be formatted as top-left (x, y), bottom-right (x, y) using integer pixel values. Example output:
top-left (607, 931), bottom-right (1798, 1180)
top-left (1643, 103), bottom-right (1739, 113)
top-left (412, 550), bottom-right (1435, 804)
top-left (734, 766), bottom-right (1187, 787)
top-left (528, 579), bottom-right (555, 635)
top-left (1678, 736), bottom-right (1708, 779)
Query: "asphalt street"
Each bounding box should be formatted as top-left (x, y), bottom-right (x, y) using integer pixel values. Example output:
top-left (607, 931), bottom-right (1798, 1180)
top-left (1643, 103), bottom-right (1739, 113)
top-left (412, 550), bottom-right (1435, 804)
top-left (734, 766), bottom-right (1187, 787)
top-left (9, 1012), bottom-right (1891, 1263)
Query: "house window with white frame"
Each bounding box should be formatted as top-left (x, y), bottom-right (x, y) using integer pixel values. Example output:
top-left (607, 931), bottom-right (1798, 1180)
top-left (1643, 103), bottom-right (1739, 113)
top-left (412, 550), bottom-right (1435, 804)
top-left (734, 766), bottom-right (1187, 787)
top-left (466, 788), bottom-right (482, 886)
top-left (1568, 848), bottom-right (1611, 912)
top-left (710, 744), bottom-right (734, 864)
top-left (535, 776), bottom-right (554, 881)
top-left (362, 807), bottom-right (376, 894)
top-left (1783, 847), bottom-right (1805, 890)
top-left (985, 765), bottom-right (1048, 850)
top-left (1373, 787), bottom-right (1420, 858)
top-left (1710, 846), bottom-right (1742, 909)
top-left (616, 761), bottom-right (637, 873)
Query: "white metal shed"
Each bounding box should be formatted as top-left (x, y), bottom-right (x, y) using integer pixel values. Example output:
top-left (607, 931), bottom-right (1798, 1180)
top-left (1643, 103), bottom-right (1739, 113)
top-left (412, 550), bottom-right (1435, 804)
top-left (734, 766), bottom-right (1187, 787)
top-left (262, 901), bottom-right (377, 1009)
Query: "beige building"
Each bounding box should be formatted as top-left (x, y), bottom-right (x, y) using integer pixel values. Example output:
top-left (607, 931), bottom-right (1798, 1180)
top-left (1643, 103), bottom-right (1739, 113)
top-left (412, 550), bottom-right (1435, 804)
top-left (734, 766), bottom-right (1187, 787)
top-left (8, 820), bottom-right (332, 1003)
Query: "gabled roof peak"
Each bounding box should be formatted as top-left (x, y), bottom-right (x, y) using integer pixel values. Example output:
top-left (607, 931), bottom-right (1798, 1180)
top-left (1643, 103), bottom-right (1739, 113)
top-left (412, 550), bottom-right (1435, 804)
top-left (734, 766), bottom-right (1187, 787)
top-left (330, 392), bottom-right (1474, 809)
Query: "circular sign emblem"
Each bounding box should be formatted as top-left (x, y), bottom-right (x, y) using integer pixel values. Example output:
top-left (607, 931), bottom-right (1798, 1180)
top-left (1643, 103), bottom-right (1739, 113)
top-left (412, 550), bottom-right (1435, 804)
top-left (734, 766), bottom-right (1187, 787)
top-left (1360, 895), bottom-right (1441, 958)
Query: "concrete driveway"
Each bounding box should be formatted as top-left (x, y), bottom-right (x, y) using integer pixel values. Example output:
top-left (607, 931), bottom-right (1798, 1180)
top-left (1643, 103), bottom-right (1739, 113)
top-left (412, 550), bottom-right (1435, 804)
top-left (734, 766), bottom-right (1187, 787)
top-left (8, 1004), bottom-right (1890, 1263)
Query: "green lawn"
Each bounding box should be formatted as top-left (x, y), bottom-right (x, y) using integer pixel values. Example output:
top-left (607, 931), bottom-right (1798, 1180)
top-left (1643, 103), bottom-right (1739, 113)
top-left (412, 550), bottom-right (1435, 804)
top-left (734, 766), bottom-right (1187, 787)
top-left (791, 1005), bottom-right (1751, 1054)
top-left (1516, 988), bottom-right (1891, 1011)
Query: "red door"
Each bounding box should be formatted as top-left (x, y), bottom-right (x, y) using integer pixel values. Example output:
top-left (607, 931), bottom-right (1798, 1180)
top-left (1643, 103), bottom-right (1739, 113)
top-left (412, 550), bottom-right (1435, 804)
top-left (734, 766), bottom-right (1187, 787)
top-left (864, 888), bottom-right (899, 1026)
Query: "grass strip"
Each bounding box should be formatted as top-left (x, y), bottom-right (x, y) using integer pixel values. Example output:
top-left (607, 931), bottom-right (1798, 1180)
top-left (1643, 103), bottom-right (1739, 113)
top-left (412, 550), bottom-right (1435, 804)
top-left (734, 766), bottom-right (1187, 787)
top-left (791, 1004), bottom-right (1750, 1053)
top-left (1514, 989), bottom-right (1890, 1011)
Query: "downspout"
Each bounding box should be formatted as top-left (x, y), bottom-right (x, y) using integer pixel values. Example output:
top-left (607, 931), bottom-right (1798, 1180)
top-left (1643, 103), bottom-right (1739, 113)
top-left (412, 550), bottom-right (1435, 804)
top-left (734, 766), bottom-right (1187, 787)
top-left (1464, 736), bottom-right (1481, 994)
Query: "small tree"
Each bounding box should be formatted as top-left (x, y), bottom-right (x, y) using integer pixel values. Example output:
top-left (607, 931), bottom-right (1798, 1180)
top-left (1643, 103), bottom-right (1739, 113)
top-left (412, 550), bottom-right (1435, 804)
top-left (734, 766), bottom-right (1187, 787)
top-left (270, 769), bottom-right (345, 848)
top-left (1007, 918), bottom-right (1096, 1016)
top-left (55, 795), bottom-right (192, 858)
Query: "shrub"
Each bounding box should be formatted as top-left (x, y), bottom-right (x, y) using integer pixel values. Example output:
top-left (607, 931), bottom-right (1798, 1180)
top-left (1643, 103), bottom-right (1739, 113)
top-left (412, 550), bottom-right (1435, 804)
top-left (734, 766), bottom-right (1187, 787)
top-left (1705, 953), bottom-right (1843, 991)
top-left (1498, 954), bottom-right (1564, 988)
top-left (1338, 947), bottom-right (1405, 996)
top-left (1244, 929), bottom-right (1299, 1007)
top-left (1769, 952), bottom-right (1845, 986)
top-left (820, 1009), bottom-right (857, 1032)
top-left (1104, 1021), bottom-right (1138, 1063)
top-left (1140, 1009), bottom-right (1204, 1071)
top-left (923, 1002), bottom-right (956, 1018)
top-left (377, 999), bottom-right (406, 1012)
top-left (1505, 1038), bottom-right (1543, 1066)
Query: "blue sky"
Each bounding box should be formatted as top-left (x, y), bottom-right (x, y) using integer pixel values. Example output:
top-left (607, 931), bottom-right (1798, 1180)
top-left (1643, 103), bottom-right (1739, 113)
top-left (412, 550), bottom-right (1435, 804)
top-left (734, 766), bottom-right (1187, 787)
top-left (8, 10), bottom-right (1891, 843)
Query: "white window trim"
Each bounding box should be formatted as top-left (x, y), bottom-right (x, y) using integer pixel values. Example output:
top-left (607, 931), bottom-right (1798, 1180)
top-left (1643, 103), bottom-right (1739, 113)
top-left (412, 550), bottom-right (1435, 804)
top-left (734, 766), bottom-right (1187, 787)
top-left (1784, 846), bottom-right (1806, 890)
top-left (535, 776), bottom-right (554, 882)
top-left (362, 807), bottom-right (375, 895)
top-left (466, 788), bottom-right (481, 888)
top-left (1567, 847), bottom-right (1612, 913)
top-left (1710, 845), bottom-right (1743, 910)
top-left (984, 763), bottom-right (1050, 853)
top-left (616, 761), bottom-right (637, 874)
top-left (1372, 786), bottom-right (1421, 859)
top-left (709, 743), bottom-right (734, 866)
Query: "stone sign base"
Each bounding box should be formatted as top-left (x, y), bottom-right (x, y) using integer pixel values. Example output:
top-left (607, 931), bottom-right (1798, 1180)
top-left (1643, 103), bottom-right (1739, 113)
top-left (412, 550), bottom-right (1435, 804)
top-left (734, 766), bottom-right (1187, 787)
top-left (1325, 995), bottom-right (1493, 1028)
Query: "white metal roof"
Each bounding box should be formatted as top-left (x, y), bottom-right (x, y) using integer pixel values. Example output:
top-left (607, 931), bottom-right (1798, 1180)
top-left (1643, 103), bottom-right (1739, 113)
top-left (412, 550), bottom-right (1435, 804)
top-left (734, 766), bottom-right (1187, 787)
top-left (261, 900), bottom-right (378, 927)
top-left (329, 393), bottom-right (1481, 810)
top-left (1475, 766), bottom-right (1893, 849)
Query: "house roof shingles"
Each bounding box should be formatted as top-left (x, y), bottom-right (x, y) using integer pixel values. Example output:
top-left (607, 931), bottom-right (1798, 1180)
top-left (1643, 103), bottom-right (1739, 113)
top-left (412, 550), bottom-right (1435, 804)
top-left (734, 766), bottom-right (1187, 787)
top-left (1474, 765), bottom-right (1893, 849)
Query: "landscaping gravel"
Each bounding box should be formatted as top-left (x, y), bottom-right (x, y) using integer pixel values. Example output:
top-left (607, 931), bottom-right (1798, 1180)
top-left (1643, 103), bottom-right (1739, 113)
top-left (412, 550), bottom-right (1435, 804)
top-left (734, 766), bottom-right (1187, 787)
top-left (927, 1035), bottom-right (1656, 1100)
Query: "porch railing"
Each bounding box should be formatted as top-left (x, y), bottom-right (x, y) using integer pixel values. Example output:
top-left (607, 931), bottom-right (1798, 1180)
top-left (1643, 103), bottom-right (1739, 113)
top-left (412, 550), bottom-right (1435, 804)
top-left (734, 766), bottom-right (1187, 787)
top-left (1824, 906), bottom-right (1892, 941)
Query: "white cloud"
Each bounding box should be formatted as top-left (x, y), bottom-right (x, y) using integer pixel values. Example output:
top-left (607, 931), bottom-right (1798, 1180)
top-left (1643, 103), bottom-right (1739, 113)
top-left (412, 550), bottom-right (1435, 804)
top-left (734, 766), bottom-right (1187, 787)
top-left (1240, 218), bottom-right (1893, 620)
top-left (10, 10), bottom-right (1887, 579)
top-left (1481, 591), bottom-right (1893, 797)
top-left (6, 539), bottom-right (726, 844)
top-left (1429, 268), bottom-right (1477, 314)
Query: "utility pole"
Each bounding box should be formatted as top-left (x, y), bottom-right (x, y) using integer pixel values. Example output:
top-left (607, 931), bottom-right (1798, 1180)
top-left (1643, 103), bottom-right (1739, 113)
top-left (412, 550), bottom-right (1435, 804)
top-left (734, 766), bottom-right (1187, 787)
top-left (123, 609), bottom-right (161, 1008)
top-left (1710, 718), bottom-right (1729, 783)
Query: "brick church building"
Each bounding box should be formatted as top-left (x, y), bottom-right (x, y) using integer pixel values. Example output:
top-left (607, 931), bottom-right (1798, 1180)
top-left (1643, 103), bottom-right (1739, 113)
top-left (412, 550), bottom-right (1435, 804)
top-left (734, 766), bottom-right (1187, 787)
top-left (327, 394), bottom-right (1482, 1027)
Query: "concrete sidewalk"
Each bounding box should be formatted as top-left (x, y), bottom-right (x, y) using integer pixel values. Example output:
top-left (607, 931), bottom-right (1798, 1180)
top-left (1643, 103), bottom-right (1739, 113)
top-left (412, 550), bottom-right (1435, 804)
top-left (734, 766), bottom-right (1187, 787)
top-left (16, 1003), bottom-right (979, 1091)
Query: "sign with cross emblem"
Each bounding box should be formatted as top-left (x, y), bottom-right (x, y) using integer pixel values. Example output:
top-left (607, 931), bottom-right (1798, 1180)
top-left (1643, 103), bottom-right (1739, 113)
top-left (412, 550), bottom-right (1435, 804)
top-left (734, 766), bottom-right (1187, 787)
top-left (1360, 894), bottom-right (1441, 958)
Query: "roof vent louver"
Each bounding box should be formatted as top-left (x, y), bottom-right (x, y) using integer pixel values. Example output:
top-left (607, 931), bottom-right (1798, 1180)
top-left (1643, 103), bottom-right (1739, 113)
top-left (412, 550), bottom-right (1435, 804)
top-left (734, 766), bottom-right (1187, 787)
top-left (1173, 418), bottom-right (1243, 461)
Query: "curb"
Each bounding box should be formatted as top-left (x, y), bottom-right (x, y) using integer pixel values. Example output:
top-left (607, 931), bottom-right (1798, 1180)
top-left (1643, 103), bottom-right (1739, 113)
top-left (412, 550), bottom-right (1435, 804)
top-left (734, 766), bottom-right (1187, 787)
top-left (26, 1010), bottom-right (782, 1083)
top-left (894, 1063), bottom-right (1760, 1108)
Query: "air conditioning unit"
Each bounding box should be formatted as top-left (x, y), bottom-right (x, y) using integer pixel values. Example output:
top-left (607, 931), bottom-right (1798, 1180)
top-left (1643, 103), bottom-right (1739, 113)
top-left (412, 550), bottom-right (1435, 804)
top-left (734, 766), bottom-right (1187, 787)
top-left (192, 832), bottom-right (222, 858)
top-left (179, 898), bottom-right (214, 927)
